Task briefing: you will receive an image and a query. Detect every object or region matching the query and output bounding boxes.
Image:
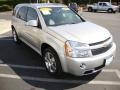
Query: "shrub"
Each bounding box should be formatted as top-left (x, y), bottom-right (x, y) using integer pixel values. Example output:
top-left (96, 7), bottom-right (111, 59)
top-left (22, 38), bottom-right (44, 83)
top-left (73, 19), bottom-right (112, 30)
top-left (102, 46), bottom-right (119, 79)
top-left (0, 4), bottom-right (12, 12)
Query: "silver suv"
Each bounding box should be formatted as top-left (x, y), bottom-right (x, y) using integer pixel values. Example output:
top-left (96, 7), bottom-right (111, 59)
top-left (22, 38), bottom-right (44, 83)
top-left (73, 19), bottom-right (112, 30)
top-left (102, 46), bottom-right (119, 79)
top-left (11, 3), bottom-right (116, 76)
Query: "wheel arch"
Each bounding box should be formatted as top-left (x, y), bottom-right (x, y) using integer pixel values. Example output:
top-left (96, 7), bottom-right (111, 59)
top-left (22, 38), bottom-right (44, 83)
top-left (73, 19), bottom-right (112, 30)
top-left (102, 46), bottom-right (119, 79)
top-left (108, 8), bottom-right (113, 12)
top-left (11, 25), bottom-right (15, 30)
top-left (41, 42), bottom-right (68, 72)
top-left (88, 7), bottom-right (92, 9)
top-left (88, 7), bottom-right (93, 12)
top-left (41, 43), bottom-right (56, 56)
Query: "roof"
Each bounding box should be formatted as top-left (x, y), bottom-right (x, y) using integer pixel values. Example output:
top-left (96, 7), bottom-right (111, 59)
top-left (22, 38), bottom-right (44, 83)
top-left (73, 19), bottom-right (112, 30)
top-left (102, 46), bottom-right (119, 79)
top-left (16, 3), bottom-right (66, 8)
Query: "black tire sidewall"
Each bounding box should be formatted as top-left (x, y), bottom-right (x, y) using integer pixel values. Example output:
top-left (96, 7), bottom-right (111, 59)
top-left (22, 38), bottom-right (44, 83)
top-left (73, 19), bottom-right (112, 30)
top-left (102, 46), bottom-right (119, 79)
top-left (108, 8), bottom-right (113, 13)
top-left (88, 7), bottom-right (93, 12)
top-left (93, 9), bottom-right (97, 12)
top-left (43, 48), bottom-right (63, 76)
top-left (12, 28), bottom-right (20, 43)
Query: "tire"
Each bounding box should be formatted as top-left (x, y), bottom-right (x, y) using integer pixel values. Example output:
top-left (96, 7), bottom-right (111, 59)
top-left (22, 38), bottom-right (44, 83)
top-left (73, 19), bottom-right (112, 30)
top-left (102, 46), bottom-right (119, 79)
top-left (93, 9), bottom-right (97, 12)
top-left (43, 47), bottom-right (63, 76)
top-left (113, 11), bottom-right (116, 13)
top-left (88, 7), bottom-right (93, 12)
top-left (12, 27), bottom-right (20, 43)
top-left (107, 8), bottom-right (113, 13)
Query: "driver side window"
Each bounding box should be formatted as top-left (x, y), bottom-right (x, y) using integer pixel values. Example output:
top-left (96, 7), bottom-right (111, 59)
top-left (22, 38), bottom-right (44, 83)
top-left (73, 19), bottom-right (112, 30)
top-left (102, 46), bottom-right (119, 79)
top-left (103, 3), bottom-right (107, 6)
top-left (27, 7), bottom-right (38, 22)
top-left (27, 7), bottom-right (42, 28)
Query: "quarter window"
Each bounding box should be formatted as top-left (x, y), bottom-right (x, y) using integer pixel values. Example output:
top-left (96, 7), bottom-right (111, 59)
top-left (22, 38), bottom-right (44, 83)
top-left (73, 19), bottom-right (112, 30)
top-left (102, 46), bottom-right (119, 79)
top-left (16, 6), bottom-right (28, 21)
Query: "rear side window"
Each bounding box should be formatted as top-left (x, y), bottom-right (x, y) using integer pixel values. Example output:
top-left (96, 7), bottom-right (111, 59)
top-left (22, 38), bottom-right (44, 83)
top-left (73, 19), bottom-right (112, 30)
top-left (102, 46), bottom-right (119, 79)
top-left (103, 3), bottom-right (107, 6)
top-left (27, 7), bottom-right (38, 22)
top-left (16, 6), bottom-right (28, 21)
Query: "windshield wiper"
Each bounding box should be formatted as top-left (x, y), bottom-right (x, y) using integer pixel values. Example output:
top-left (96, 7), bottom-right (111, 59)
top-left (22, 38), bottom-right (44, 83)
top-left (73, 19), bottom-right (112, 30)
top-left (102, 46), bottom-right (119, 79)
top-left (49, 22), bottom-right (80, 27)
top-left (67, 22), bottom-right (80, 24)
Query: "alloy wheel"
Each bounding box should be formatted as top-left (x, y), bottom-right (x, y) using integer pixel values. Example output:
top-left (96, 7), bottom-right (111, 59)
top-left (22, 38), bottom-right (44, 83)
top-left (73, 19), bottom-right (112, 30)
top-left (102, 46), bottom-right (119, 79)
top-left (44, 52), bottom-right (57, 73)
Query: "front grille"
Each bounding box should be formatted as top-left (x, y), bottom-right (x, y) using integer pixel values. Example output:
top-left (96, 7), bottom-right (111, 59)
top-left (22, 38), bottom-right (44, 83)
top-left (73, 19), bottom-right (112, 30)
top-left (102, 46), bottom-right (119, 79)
top-left (91, 44), bottom-right (112, 55)
top-left (89, 37), bottom-right (110, 46)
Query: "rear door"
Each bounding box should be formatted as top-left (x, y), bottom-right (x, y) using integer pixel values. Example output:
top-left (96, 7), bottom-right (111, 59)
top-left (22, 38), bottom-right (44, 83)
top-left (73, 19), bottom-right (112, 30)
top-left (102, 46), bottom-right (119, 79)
top-left (15, 6), bottom-right (28, 39)
top-left (98, 2), bottom-right (103, 10)
top-left (102, 3), bottom-right (109, 11)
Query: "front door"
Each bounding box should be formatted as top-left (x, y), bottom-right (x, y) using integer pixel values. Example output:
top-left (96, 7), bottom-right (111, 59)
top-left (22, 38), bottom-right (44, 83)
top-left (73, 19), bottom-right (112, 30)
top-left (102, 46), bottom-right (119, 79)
top-left (25, 7), bottom-right (42, 49)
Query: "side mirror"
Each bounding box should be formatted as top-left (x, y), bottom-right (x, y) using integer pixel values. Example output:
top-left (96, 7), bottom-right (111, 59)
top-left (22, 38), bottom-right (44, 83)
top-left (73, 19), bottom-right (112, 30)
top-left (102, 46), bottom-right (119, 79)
top-left (26, 20), bottom-right (37, 27)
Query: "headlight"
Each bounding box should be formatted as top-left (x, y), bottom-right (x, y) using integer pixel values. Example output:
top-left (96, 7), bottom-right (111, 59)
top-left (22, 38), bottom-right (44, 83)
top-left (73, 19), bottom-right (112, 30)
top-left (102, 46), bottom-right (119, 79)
top-left (65, 40), bottom-right (91, 58)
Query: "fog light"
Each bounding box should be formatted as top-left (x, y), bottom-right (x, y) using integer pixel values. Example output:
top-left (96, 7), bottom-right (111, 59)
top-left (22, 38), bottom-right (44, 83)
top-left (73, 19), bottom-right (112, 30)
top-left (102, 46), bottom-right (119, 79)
top-left (80, 63), bottom-right (86, 69)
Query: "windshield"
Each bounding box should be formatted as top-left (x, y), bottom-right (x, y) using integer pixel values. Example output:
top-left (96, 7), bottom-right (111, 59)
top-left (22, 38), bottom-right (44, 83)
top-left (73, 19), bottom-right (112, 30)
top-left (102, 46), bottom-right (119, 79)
top-left (39, 7), bottom-right (84, 26)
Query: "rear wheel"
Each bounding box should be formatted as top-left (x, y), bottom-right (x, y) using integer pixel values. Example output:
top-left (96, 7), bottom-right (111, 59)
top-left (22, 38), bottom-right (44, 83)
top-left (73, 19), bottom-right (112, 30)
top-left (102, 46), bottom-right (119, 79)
top-left (88, 7), bottom-right (93, 12)
top-left (43, 48), bottom-right (63, 76)
top-left (12, 27), bottom-right (20, 43)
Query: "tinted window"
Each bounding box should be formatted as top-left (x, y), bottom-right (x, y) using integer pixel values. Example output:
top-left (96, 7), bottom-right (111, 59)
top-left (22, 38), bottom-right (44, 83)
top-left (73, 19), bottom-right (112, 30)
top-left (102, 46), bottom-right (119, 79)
top-left (99, 3), bottom-right (102, 6)
top-left (27, 7), bottom-right (38, 21)
top-left (103, 3), bottom-right (107, 6)
top-left (16, 6), bottom-right (28, 21)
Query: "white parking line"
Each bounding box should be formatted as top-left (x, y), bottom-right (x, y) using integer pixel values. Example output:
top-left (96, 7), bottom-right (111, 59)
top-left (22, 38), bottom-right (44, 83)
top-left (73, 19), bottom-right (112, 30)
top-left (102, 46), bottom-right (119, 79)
top-left (102, 69), bottom-right (120, 79)
top-left (0, 38), bottom-right (13, 40)
top-left (0, 63), bottom-right (120, 82)
top-left (89, 80), bottom-right (120, 85)
top-left (0, 63), bottom-right (120, 79)
top-left (114, 70), bottom-right (120, 79)
top-left (0, 64), bottom-right (45, 70)
top-left (0, 73), bottom-right (120, 85)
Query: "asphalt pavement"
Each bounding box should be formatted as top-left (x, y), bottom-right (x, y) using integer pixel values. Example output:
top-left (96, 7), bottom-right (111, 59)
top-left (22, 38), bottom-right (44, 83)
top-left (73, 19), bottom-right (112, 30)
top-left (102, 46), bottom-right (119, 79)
top-left (0, 11), bottom-right (120, 90)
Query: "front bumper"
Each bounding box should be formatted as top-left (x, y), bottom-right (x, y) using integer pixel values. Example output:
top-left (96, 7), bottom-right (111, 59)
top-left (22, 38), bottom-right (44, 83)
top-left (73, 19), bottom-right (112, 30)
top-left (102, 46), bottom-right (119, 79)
top-left (113, 7), bottom-right (119, 12)
top-left (66, 43), bottom-right (116, 76)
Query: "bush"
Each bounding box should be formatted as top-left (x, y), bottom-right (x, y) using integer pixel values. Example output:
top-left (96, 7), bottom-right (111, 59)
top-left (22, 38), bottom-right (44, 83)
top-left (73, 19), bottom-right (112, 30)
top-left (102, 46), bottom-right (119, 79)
top-left (0, 5), bottom-right (12, 12)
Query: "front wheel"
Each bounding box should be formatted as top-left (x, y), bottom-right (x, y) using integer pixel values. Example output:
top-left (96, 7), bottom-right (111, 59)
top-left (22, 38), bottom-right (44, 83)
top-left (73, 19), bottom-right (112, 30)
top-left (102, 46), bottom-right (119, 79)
top-left (93, 9), bottom-right (97, 12)
top-left (43, 48), bottom-right (63, 76)
top-left (113, 11), bottom-right (116, 13)
top-left (107, 8), bottom-right (113, 13)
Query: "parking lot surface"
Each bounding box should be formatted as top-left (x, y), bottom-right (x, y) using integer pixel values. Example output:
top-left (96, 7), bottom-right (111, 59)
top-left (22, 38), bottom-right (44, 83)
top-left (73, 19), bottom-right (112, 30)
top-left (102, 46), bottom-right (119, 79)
top-left (0, 11), bottom-right (120, 90)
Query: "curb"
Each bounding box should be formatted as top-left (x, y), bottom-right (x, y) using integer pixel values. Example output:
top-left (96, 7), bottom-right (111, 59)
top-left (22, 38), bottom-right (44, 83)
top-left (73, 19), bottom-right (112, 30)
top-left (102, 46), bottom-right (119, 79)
top-left (0, 19), bottom-right (11, 35)
top-left (0, 28), bottom-right (11, 35)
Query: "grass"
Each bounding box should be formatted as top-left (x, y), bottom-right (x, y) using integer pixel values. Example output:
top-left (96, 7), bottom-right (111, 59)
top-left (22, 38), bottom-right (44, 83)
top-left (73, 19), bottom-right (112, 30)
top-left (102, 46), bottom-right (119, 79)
top-left (0, 1), bottom-right (12, 12)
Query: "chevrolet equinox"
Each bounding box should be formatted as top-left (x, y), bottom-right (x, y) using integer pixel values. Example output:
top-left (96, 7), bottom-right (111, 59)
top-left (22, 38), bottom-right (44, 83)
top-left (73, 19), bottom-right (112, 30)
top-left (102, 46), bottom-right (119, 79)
top-left (11, 3), bottom-right (116, 76)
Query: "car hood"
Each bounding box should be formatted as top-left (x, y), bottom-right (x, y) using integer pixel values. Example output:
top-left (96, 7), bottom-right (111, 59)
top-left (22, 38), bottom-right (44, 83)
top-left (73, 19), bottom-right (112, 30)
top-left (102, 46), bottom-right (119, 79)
top-left (111, 5), bottom-right (118, 8)
top-left (48, 21), bottom-right (111, 44)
